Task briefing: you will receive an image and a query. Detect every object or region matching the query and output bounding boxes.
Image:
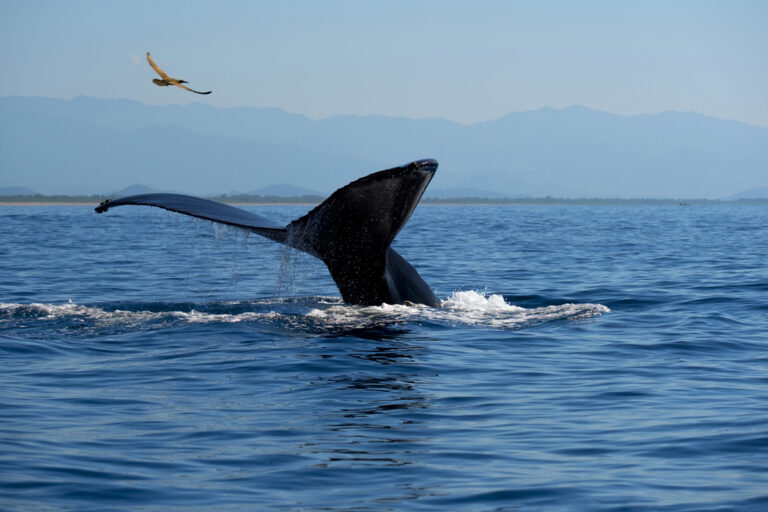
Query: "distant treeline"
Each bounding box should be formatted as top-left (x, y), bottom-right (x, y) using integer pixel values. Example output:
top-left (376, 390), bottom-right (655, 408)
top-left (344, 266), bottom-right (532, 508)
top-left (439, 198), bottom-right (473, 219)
top-left (0, 194), bottom-right (108, 203)
top-left (209, 194), bottom-right (326, 204)
top-left (0, 193), bottom-right (325, 204)
top-left (1, 194), bottom-right (767, 206)
top-left (420, 197), bottom-right (768, 205)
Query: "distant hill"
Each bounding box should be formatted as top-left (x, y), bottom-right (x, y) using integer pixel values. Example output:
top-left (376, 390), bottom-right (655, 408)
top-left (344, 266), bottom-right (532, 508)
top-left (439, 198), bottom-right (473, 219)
top-left (1, 96), bottom-right (767, 198)
top-left (109, 184), bottom-right (323, 199)
top-left (726, 187), bottom-right (768, 200)
top-left (112, 184), bottom-right (157, 196)
top-left (424, 187), bottom-right (516, 199)
top-left (246, 184), bottom-right (322, 197)
top-left (0, 186), bottom-right (36, 196)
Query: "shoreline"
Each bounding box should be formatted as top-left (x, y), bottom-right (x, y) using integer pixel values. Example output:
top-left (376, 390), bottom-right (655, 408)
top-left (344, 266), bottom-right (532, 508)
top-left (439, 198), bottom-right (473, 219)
top-left (2, 200), bottom-right (767, 207)
top-left (0, 201), bottom-right (323, 207)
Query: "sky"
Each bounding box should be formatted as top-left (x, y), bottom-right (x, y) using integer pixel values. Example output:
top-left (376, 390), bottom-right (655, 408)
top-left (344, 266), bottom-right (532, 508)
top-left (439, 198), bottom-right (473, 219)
top-left (0, 0), bottom-right (767, 127)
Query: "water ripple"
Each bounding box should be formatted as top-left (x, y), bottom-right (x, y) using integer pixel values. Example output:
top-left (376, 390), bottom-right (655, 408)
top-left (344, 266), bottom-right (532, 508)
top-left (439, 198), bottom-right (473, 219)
top-left (1, 204), bottom-right (767, 511)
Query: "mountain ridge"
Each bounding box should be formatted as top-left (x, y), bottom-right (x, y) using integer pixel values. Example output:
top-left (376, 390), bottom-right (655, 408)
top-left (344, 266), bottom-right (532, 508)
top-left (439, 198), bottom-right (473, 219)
top-left (1, 96), bottom-right (766, 198)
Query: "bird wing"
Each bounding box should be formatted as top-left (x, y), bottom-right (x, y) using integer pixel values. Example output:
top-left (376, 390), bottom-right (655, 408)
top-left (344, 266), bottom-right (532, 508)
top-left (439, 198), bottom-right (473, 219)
top-left (146, 52), bottom-right (171, 80)
top-left (173, 82), bottom-right (212, 95)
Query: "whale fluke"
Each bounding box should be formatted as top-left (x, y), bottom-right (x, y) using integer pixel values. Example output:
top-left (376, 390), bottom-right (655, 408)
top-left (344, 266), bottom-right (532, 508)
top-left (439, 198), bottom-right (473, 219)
top-left (95, 160), bottom-right (440, 306)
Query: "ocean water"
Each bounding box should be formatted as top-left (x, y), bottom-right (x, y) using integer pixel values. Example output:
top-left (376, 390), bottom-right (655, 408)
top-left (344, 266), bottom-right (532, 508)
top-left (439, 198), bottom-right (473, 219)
top-left (1, 203), bottom-right (766, 511)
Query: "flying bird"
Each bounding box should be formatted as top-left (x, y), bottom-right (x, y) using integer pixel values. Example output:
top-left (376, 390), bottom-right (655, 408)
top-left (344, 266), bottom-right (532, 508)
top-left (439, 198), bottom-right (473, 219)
top-left (146, 52), bottom-right (211, 95)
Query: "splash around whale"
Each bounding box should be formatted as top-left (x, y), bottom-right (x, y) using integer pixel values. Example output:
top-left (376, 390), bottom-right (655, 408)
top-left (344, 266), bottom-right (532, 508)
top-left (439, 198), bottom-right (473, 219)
top-left (95, 159), bottom-right (441, 306)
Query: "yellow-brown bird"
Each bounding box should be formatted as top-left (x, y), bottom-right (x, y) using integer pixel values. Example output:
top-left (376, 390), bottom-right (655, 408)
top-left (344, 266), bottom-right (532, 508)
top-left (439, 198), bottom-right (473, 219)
top-left (146, 52), bottom-right (211, 95)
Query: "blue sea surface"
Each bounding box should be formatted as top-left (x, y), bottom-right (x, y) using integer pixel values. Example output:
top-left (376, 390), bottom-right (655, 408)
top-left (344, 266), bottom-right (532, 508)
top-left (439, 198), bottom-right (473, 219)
top-left (1, 204), bottom-right (767, 511)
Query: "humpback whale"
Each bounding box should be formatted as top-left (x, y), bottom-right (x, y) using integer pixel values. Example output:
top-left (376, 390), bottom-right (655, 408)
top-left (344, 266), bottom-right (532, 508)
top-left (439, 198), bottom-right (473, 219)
top-left (95, 159), bottom-right (441, 307)
top-left (146, 52), bottom-right (212, 95)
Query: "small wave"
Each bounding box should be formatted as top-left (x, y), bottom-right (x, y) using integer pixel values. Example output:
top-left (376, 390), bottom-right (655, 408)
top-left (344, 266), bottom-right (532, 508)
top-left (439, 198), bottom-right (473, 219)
top-left (446, 290), bottom-right (609, 327)
top-left (0, 300), bottom-right (296, 330)
top-left (307, 290), bottom-right (609, 330)
top-left (0, 292), bottom-right (608, 336)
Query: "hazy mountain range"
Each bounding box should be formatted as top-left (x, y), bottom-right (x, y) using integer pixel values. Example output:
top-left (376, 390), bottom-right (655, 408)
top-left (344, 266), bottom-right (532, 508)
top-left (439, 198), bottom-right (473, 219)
top-left (1, 96), bottom-right (766, 198)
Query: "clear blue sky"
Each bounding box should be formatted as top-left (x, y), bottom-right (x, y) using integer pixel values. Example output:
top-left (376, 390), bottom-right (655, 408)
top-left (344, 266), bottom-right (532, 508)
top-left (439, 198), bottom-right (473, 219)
top-left (1, 0), bottom-right (766, 126)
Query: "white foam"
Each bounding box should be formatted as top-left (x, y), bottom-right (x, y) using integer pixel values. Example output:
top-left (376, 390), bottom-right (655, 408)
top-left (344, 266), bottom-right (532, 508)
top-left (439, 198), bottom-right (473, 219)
top-left (437, 290), bottom-right (609, 328)
top-left (300, 290), bottom-right (609, 330)
top-left (171, 310), bottom-right (278, 323)
top-left (1, 292), bottom-right (609, 332)
top-left (442, 290), bottom-right (525, 312)
top-left (0, 301), bottom-right (282, 328)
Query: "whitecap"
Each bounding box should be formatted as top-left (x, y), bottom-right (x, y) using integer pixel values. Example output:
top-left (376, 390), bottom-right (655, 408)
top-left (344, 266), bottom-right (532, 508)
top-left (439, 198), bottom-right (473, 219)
top-left (0, 292), bottom-right (609, 333)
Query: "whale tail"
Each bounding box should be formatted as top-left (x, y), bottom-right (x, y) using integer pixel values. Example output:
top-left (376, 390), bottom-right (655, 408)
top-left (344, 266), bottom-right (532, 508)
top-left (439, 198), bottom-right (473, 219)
top-left (95, 159), bottom-right (440, 306)
top-left (287, 159), bottom-right (438, 305)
